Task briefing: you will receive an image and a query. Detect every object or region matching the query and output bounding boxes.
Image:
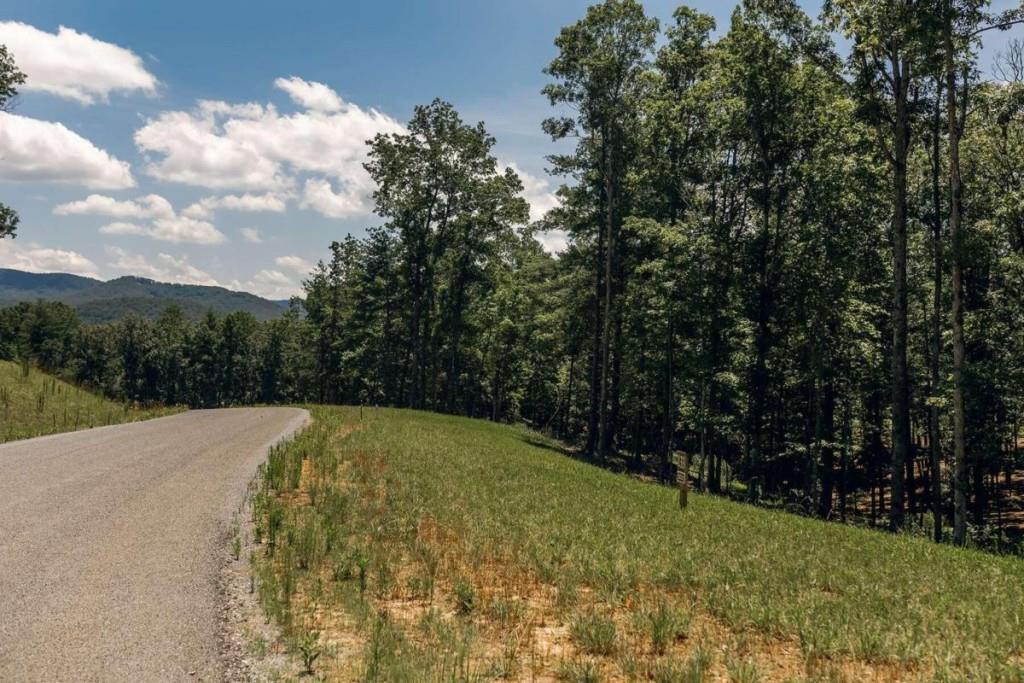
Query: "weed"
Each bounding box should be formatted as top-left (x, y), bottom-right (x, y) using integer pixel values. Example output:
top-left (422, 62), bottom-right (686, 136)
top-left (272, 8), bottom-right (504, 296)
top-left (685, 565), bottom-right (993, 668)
top-left (454, 578), bottom-right (476, 615)
top-left (652, 649), bottom-right (713, 683)
top-left (296, 630), bottom-right (322, 675)
top-left (569, 612), bottom-right (617, 656)
top-left (726, 657), bottom-right (761, 683)
top-left (639, 599), bottom-right (691, 654)
top-left (558, 658), bottom-right (602, 683)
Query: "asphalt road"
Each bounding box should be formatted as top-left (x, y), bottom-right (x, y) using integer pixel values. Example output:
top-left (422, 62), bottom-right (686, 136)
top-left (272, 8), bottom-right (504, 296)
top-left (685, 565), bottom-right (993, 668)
top-left (0, 407), bottom-right (309, 682)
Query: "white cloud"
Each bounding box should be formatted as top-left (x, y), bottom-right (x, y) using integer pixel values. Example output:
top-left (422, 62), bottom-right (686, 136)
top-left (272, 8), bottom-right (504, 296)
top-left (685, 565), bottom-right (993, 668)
top-left (275, 255), bottom-right (312, 275)
top-left (274, 76), bottom-right (343, 112)
top-left (54, 193), bottom-right (174, 219)
top-left (239, 227), bottom-right (263, 243)
top-left (99, 221), bottom-right (147, 236)
top-left (501, 162), bottom-right (565, 254)
top-left (0, 22), bottom-right (158, 104)
top-left (183, 192), bottom-right (288, 219)
top-left (106, 246), bottom-right (220, 286)
top-left (133, 83), bottom-right (404, 217)
top-left (0, 112), bottom-right (135, 189)
top-left (0, 239), bottom-right (100, 277)
top-left (237, 269), bottom-right (303, 299)
top-left (536, 229), bottom-right (569, 255)
top-left (147, 216), bottom-right (225, 245)
top-left (54, 192), bottom-right (226, 245)
top-left (505, 162), bottom-right (559, 222)
top-left (134, 103), bottom-right (288, 190)
top-left (300, 177), bottom-right (371, 219)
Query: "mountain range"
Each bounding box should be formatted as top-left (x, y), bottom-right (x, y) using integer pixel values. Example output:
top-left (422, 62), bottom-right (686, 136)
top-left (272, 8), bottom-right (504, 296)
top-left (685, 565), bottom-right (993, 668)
top-left (0, 268), bottom-right (291, 323)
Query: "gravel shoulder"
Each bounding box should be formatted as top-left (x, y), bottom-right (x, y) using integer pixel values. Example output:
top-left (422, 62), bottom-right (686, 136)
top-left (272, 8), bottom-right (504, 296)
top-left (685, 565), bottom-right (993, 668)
top-left (0, 407), bottom-right (309, 682)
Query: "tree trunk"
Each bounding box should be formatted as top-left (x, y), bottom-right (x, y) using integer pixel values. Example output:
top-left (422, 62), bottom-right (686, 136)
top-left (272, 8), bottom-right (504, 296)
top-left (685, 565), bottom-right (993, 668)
top-left (597, 134), bottom-right (616, 463)
top-left (929, 80), bottom-right (945, 542)
top-left (818, 376), bottom-right (836, 519)
top-left (889, 51), bottom-right (912, 532)
top-left (945, 15), bottom-right (969, 546)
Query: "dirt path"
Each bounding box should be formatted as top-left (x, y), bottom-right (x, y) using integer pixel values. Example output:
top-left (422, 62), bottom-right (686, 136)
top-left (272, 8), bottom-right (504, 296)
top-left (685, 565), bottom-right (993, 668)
top-left (0, 407), bottom-right (308, 682)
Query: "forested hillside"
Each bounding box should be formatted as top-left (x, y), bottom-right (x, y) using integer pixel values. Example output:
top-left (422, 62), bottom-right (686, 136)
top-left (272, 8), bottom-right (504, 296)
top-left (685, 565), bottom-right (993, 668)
top-left (0, 268), bottom-right (288, 322)
top-left (3, 0), bottom-right (1024, 551)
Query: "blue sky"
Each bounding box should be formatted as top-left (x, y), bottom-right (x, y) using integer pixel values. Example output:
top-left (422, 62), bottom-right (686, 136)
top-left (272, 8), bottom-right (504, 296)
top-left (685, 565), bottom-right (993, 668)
top-left (0, 1), bottom-right (1020, 297)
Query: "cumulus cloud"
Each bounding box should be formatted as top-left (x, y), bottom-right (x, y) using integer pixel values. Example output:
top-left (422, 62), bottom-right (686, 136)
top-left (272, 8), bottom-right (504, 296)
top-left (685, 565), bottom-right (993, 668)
top-left (502, 162), bottom-right (565, 254)
top-left (274, 76), bottom-right (343, 112)
top-left (0, 22), bottom-right (158, 104)
top-left (0, 112), bottom-right (135, 189)
top-left (239, 227), bottom-right (263, 243)
top-left (106, 246), bottom-right (220, 286)
top-left (99, 221), bottom-right (147, 236)
top-left (0, 239), bottom-right (100, 277)
top-left (54, 193), bottom-right (174, 219)
top-left (55, 192), bottom-right (226, 245)
top-left (504, 162), bottom-right (559, 222)
top-left (275, 255), bottom-right (313, 275)
top-left (182, 192), bottom-right (288, 219)
top-left (236, 268), bottom-right (303, 299)
top-left (133, 80), bottom-right (403, 217)
top-left (300, 177), bottom-right (372, 219)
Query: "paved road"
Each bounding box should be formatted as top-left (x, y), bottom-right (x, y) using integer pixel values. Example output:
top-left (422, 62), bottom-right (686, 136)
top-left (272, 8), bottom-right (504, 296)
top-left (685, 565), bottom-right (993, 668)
top-left (0, 407), bottom-right (309, 682)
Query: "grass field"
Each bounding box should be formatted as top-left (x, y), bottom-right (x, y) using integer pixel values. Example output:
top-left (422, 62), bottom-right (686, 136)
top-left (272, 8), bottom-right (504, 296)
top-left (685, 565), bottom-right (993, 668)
top-left (250, 407), bottom-right (1024, 682)
top-left (0, 360), bottom-right (180, 443)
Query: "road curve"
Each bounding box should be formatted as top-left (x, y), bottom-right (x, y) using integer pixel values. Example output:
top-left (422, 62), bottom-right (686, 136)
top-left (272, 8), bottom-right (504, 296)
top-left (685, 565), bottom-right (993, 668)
top-left (0, 407), bottom-right (308, 682)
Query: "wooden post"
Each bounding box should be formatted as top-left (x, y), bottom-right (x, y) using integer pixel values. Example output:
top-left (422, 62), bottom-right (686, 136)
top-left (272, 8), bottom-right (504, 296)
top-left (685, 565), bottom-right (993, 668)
top-left (674, 452), bottom-right (689, 509)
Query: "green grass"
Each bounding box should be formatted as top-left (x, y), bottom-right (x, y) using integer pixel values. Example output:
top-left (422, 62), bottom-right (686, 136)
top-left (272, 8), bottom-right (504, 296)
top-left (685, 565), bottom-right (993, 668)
top-left (251, 407), bottom-right (1024, 681)
top-left (0, 360), bottom-right (180, 443)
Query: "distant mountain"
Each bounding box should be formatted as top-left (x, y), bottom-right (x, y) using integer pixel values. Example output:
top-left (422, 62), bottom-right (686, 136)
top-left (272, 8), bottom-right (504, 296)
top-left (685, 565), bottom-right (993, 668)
top-left (0, 269), bottom-right (291, 323)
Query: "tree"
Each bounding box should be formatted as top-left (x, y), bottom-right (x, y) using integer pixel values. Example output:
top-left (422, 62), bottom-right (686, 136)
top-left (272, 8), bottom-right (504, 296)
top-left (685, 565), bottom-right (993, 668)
top-left (543, 0), bottom-right (658, 460)
top-left (0, 44), bottom-right (26, 239)
top-left (363, 99), bottom-right (529, 412)
top-left (826, 0), bottom-right (942, 531)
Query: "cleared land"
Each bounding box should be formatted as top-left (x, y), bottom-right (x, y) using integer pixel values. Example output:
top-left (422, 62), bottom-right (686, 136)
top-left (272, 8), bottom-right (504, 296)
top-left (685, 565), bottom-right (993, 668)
top-left (253, 407), bottom-right (1024, 682)
top-left (0, 359), bottom-right (179, 442)
top-left (0, 407), bottom-right (308, 682)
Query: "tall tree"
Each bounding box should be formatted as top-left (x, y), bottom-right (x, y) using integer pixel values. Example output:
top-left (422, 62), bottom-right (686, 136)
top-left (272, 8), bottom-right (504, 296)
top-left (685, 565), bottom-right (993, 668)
top-left (827, 0), bottom-right (941, 530)
top-left (543, 0), bottom-right (658, 460)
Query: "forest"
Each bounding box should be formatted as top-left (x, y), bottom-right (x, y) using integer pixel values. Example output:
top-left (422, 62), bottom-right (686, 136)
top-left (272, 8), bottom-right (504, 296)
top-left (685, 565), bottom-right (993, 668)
top-left (2, 0), bottom-right (1024, 550)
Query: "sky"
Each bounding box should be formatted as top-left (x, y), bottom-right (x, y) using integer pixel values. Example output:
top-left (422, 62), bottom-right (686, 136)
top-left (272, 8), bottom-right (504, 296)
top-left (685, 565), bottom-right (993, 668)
top-left (0, 1), bottom-right (1020, 299)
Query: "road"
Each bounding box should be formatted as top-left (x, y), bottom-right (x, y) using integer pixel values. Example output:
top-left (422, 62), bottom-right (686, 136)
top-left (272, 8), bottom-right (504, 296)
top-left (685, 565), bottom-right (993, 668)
top-left (0, 407), bottom-right (309, 682)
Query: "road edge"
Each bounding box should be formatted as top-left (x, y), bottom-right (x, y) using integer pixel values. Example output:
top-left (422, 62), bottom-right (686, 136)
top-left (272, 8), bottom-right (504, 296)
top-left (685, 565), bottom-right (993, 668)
top-left (218, 407), bottom-right (311, 682)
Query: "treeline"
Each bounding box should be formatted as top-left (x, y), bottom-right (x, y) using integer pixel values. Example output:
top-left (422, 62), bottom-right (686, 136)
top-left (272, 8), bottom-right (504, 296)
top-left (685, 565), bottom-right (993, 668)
top-left (0, 301), bottom-right (313, 407)
top-left (3, 0), bottom-right (1024, 547)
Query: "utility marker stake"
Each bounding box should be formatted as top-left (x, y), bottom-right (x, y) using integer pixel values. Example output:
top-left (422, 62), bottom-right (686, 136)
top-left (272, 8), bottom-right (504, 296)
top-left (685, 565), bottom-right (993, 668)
top-left (674, 452), bottom-right (689, 509)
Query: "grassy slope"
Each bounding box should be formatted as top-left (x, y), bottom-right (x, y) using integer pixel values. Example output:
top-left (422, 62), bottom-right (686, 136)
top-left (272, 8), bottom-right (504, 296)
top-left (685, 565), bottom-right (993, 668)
top-left (0, 360), bottom-right (180, 443)
top-left (252, 407), bottom-right (1024, 682)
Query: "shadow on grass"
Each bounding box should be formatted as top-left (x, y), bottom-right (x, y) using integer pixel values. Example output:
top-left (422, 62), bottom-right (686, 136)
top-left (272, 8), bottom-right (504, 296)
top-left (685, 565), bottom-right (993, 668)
top-left (515, 430), bottom-right (575, 458)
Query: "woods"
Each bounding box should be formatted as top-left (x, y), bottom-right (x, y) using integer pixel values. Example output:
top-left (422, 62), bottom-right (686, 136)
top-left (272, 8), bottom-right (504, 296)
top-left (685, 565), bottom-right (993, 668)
top-left (3, 0), bottom-right (1024, 550)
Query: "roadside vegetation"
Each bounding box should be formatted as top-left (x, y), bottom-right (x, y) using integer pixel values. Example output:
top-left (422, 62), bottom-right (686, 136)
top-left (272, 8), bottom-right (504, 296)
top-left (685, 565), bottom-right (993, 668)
top-left (0, 360), bottom-right (179, 443)
top-left (251, 407), bottom-right (1024, 681)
